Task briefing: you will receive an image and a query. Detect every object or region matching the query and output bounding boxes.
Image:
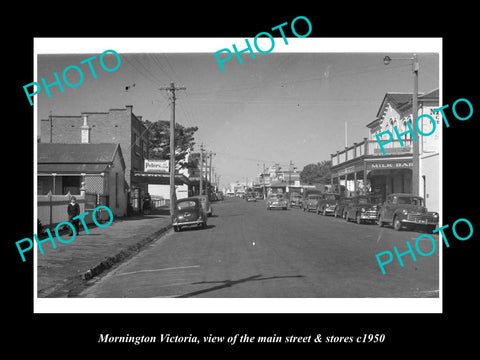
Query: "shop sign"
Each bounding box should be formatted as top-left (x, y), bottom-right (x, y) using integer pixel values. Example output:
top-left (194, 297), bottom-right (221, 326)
top-left (145, 159), bottom-right (169, 172)
top-left (338, 166), bottom-right (355, 175)
top-left (367, 160), bottom-right (412, 170)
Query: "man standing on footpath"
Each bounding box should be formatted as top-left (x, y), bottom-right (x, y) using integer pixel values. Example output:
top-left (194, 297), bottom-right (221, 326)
top-left (67, 196), bottom-right (81, 236)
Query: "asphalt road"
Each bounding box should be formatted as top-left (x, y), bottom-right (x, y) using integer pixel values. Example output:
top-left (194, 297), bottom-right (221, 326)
top-left (79, 197), bottom-right (439, 298)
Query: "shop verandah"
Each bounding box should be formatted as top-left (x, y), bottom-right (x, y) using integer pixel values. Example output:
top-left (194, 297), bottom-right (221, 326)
top-left (330, 138), bottom-right (413, 201)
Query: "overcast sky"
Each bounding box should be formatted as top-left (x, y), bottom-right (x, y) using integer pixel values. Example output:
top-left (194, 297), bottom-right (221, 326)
top-left (36, 40), bottom-right (439, 188)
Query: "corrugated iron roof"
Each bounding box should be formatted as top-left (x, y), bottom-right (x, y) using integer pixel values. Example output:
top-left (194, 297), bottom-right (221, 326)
top-left (38, 143), bottom-right (119, 164)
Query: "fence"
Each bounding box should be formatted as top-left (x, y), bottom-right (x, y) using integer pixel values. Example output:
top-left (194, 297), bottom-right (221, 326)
top-left (37, 191), bottom-right (110, 229)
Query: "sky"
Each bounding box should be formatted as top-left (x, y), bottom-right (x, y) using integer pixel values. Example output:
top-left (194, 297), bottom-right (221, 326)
top-left (35, 39), bottom-right (440, 189)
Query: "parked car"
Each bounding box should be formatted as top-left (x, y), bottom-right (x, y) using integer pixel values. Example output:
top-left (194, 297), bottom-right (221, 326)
top-left (344, 195), bottom-right (382, 224)
top-left (334, 196), bottom-right (354, 219)
top-left (377, 193), bottom-right (439, 231)
top-left (245, 193), bottom-right (257, 202)
top-left (191, 195), bottom-right (212, 217)
top-left (290, 193), bottom-right (303, 208)
top-left (316, 193), bottom-right (340, 215)
top-left (172, 197), bottom-right (207, 232)
top-left (266, 193), bottom-right (288, 210)
top-left (303, 194), bottom-right (322, 212)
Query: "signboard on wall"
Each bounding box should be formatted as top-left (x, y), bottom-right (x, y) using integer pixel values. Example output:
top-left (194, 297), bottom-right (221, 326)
top-left (366, 160), bottom-right (413, 170)
top-left (144, 159), bottom-right (169, 172)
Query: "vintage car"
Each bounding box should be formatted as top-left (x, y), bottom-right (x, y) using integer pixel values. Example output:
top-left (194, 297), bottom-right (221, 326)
top-left (266, 193), bottom-right (288, 210)
top-left (378, 193), bottom-right (439, 231)
top-left (334, 196), bottom-right (354, 218)
top-left (316, 193), bottom-right (340, 215)
top-left (344, 195), bottom-right (382, 224)
top-left (191, 195), bottom-right (212, 217)
top-left (289, 193), bottom-right (303, 208)
top-left (245, 193), bottom-right (257, 202)
top-left (302, 194), bottom-right (322, 212)
top-left (172, 197), bottom-right (207, 232)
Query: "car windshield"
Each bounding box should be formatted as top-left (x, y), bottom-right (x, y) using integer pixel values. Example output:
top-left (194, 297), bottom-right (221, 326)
top-left (270, 194), bottom-right (283, 199)
top-left (177, 201), bottom-right (197, 209)
top-left (397, 196), bottom-right (424, 206)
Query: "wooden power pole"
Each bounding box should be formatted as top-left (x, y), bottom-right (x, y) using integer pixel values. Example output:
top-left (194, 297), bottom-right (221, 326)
top-left (159, 81), bottom-right (186, 217)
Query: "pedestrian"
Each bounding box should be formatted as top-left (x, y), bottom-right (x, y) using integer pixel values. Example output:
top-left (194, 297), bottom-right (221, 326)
top-left (67, 196), bottom-right (81, 236)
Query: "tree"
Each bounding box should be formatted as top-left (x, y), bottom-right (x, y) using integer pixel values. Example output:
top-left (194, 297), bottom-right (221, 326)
top-left (300, 160), bottom-right (332, 184)
top-left (143, 119), bottom-right (199, 169)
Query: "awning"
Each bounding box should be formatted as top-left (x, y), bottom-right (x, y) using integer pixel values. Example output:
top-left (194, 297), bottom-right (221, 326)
top-left (132, 171), bottom-right (191, 185)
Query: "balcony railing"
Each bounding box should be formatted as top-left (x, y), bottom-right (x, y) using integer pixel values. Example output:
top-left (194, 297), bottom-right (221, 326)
top-left (331, 138), bottom-right (412, 166)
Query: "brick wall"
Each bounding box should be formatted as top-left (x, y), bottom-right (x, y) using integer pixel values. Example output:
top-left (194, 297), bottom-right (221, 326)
top-left (39, 106), bottom-right (150, 188)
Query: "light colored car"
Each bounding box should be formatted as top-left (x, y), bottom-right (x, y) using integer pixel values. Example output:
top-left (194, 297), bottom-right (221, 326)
top-left (266, 193), bottom-right (288, 210)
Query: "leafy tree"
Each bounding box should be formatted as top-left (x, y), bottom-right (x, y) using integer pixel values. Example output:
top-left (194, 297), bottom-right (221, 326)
top-left (143, 120), bottom-right (198, 169)
top-left (300, 160), bottom-right (332, 184)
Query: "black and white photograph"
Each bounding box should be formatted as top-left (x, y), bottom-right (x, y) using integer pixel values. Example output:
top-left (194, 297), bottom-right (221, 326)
top-left (32, 38), bottom-right (442, 313)
top-left (8, 7), bottom-right (479, 355)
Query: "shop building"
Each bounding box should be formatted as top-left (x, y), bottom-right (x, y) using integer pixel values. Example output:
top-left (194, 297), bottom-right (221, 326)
top-left (37, 143), bottom-right (127, 217)
top-left (40, 105), bottom-right (150, 212)
top-left (330, 89), bottom-right (439, 211)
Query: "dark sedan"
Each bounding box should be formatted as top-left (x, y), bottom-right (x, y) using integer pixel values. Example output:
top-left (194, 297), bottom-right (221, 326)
top-left (334, 196), bottom-right (354, 219)
top-left (172, 197), bottom-right (207, 232)
top-left (344, 195), bottom-right (382, 224)
top-left (316, 193), bottom-right (340, 216)
top-left (378, 193), bottom-right (438, 231)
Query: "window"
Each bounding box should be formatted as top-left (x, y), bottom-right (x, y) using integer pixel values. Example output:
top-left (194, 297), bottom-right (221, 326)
top-left (177, 201), bottom-right (197, 209)
top-left (62, 176), bottom-right (81, 195)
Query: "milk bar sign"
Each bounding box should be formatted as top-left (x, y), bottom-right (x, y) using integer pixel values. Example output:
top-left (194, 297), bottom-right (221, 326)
top-left (368, 160), bottom-right (413, 170)
top-left (145, 159), bottom-right (169, 172)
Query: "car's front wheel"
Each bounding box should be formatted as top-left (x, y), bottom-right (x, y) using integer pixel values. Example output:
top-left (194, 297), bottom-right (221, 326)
top-left (393, 216), bottom-right (402, 231)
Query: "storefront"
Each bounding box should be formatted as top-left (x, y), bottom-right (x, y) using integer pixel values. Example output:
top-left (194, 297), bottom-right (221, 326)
top-left (331, 151), bottom-right (413, 202)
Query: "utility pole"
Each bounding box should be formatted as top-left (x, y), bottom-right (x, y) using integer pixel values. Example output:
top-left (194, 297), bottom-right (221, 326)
top-left (199, 143), bottom-right (204, 195)
top-left (208, 151), bottom-right (215, 197)
top-left (159, 81), bottom-right (186, 217)
top-left (411, 54), bottom-right (419, 196)
top-left (289, 160), bottom-right (293, 185)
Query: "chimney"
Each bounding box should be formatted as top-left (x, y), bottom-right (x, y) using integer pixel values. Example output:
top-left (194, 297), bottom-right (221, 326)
top-left (81, 115), bottom-right (90, 143)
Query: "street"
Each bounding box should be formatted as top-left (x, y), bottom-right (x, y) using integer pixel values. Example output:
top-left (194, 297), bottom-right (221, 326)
top-left (78, 197), bottom-right (439, 298)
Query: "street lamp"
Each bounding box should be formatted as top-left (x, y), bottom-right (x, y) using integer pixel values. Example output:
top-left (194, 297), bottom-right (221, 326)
top-left (383, 54), bottom-right (419, 196)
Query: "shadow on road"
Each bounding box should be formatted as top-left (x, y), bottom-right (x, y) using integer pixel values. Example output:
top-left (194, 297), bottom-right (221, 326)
top-left (175, 274), bottom-right (304, 298)
top-left (177, 224), bottom-right (216, 232)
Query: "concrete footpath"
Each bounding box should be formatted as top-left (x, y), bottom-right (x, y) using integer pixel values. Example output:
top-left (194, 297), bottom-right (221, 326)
top-left (37, 209), bottom-right (172, 297)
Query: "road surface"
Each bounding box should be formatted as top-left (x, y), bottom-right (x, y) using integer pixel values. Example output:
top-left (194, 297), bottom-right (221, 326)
top-left (79, 197), bottom-right (439, 298)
